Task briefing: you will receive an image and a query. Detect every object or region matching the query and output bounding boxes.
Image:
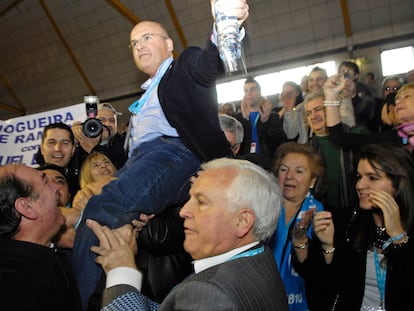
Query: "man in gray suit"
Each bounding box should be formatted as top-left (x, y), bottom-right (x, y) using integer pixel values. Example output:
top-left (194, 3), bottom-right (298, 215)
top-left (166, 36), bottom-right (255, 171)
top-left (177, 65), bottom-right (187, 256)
top-left (87, 158), bottom-right (288, 310)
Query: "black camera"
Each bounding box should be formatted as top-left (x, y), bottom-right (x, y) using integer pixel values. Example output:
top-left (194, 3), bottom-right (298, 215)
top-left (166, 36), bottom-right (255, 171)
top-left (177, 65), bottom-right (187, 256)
top-left (82, 95), bottom-right (103, 138)
top-left (343, 71), bottom-right (352, 80)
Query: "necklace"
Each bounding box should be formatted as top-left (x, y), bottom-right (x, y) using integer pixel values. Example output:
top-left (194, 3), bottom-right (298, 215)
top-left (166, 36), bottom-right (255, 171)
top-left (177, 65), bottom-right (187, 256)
top-left (373, 226), bottom-right (388, 249)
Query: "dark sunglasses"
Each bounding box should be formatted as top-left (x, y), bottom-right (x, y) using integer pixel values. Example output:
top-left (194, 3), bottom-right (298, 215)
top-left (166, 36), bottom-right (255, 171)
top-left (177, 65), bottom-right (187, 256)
top-left (383, 86), bottom-right (400, 92)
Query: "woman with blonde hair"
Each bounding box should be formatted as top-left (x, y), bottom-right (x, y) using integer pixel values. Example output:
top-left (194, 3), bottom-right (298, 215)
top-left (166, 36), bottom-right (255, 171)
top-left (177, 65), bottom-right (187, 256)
top-left (73, 152), bottom-right (116, 212)
top-left (79, 152), bottom-right (117, 190)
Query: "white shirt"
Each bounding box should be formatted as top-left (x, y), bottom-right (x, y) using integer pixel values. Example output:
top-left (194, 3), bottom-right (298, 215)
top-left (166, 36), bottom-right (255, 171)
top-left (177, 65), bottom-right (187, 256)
top-left (106, 241), bottom-right (259, 291)
top-left (193, 241), bottom-right (259, 274)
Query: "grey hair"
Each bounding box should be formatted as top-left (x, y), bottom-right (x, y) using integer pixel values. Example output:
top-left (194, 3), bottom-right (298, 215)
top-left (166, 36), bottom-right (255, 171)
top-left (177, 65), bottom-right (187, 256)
top-left (303, 90), bottom-right (325, 107)
top-left (202, 158), bottom-right (282, 242)
top-left (381, 76), bottom-right (403, 90)
top-left (302, 91), bottom-right (325, 126)
top-left (218, 114), bottom-right (244, 144)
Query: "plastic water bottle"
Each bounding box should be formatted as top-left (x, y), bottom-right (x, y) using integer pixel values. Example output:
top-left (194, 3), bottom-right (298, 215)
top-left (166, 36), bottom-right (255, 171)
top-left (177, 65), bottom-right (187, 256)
top-left (214, 0), bottom-right (246, 74)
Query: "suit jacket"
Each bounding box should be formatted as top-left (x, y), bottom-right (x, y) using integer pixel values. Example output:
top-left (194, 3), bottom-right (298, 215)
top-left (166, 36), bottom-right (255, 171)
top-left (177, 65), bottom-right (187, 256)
top-left (0, 239), bottom-right (82, 311)
top-left (102, 247), bottom-right (289, 311)
top-left (87, 207), bottom-right (193, 310)
top-left (158, 40), bottom-right (233, 162)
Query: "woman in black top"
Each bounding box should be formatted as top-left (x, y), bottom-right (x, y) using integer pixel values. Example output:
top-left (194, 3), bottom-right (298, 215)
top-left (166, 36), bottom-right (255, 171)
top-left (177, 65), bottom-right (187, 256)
top-left (292, 144), bottom-right (414, 310)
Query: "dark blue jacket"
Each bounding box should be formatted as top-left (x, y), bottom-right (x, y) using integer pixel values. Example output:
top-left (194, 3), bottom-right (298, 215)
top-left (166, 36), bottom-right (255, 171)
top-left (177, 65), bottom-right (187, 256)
top-left (158, 40), bottom-right (233, 162)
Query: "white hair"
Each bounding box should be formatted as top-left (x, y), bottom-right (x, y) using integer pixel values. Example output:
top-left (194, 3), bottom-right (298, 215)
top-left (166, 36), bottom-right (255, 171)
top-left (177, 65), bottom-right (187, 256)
top-left (202, 158), bottom-right (282, 241)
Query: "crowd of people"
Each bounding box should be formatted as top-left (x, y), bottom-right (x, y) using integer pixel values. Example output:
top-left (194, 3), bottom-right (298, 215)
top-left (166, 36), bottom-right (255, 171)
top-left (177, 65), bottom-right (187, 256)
top-left (1, 0), bottom-right (414, 310)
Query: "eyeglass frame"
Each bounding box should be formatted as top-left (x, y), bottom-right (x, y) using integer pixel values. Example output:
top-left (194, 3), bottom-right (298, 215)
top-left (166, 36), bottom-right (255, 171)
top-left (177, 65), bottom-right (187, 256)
top-left (129, 33), bottom-right (169, 50)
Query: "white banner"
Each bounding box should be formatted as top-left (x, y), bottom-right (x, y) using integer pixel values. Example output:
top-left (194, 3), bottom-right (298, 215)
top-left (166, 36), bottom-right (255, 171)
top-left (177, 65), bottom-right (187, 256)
top-left (0, 103), bottom-right (86, 167)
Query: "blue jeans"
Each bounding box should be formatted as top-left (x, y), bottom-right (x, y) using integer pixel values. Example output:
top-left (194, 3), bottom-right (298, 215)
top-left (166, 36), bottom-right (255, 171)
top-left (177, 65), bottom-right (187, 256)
top-left (72, 137), bottom-right (201, 310)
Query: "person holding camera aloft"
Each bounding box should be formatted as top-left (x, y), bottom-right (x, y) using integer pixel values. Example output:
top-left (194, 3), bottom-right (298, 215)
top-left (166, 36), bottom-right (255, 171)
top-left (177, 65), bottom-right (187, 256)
top-left (282, 66), bottom-right (355, 145)
top-left (337, 61), bottom-right (379, 132)
top-left (72, 101), bottom-right (128, 170)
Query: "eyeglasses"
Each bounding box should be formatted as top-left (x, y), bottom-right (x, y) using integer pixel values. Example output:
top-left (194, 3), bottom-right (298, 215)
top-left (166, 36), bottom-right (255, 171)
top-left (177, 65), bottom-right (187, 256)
top-left (129, 33), bottom-right (169, 50)
top-left (383, 86), bottom-right (400, 92)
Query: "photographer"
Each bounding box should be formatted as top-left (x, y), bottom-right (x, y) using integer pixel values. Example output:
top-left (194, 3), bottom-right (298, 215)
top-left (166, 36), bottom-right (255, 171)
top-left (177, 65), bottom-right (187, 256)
top-left (338, 60), bottom-right (379, 132)
top-left (72, 101), bottom-right (127, 170)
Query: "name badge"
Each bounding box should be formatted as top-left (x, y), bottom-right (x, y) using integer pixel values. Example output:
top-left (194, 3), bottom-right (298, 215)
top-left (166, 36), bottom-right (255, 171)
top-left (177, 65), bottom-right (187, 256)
top-left (250, 142), bottom-right (257, 153)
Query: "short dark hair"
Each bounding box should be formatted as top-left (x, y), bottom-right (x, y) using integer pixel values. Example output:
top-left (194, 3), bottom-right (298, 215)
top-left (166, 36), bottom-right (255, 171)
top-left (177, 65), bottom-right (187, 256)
top-left (41, 122), bottom-right (74, 145)
top-left (338, 60), bottom-right (360, 75)
top-left (37, 164), bottom-right (68, 182)
top-left (244, 76), bottom-right (261, 93)
top-left (0, 165), bottom-right (34, 239)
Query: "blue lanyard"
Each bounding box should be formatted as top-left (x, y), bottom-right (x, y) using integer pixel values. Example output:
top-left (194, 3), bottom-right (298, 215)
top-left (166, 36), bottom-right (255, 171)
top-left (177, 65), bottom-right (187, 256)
top-left (230, 245), bottom-right (264, 261)
top-left (373, 248), bottom-right (387, 308)
top-left (249, 111), bottom-right (260, 128)
top-left (128, 58), bottom-right (173, 115)
top-left (128, 78), bottom-right (161, 115)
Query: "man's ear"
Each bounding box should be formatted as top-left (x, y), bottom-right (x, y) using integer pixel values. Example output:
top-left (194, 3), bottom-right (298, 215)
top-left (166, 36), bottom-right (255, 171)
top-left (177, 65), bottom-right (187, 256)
top-left (235, 208), bottom-right (255, 238)
top-left (166, 38), bottom-right (174, 54)
top-left (14, 197), bottom-right (38, 220)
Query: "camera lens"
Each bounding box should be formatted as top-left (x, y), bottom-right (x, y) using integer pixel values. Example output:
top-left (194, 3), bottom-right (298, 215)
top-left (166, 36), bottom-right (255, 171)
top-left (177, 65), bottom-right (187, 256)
top-left (83, 118), bottom-right (103, 138)
top-left (343, 72), bottom-right (352, 80)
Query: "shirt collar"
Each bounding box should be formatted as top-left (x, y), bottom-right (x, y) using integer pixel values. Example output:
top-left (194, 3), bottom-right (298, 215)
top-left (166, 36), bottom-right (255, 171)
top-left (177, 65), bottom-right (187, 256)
top-left (141, 56), bottom-right (174, 90)
top-left (193, 241), bottom-right (260, 274)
